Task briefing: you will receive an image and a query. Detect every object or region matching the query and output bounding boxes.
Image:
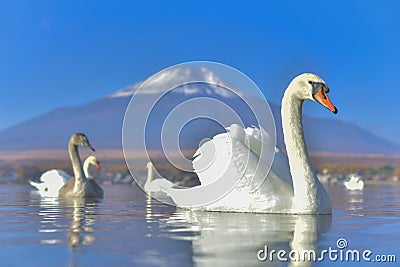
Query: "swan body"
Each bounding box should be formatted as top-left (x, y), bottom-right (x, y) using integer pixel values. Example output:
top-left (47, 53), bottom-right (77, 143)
top-left (30, 156), bottom-right (102, 197)
top-left (30, 170), bottom-right (70, 197)
top-left (344, 175), bottom-right (364, 190)
top-left (148, 73), bottom-right (337, 214)
top-left (58, 133), bottom-right (104, 198)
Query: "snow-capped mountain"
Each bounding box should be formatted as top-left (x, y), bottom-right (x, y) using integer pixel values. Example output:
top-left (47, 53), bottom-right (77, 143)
top-left (108, 65), bottom-right (239, 98)
top-left (0, 67), bottom-right (399, 155)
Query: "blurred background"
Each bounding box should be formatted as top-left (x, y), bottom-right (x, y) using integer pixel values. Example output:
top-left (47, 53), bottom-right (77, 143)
top-left (0, 1), bottom-right (399, 185)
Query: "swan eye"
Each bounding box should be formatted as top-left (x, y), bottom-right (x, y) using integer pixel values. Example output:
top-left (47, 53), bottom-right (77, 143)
top-left (308, 81), bottom-right (313, 85)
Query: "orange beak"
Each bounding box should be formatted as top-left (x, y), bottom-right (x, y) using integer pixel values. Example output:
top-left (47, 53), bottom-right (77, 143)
top-left (95, 162), bottom-right (101, 169)
top-left (314, 88), bottom-right (338, 114)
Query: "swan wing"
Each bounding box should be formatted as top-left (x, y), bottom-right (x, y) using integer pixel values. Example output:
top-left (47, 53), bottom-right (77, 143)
top-left (192, 124), bottom-right (293, 191)
top-left (241, 125), bottom-right (294, 209)
top-left (242, 125), bottom-right (293, 190)
top-left (193, 125), bottom-right (250, 188)
top-left (169, 139), bottom-right (293, 211)
top-left (269, 148), bottom-right (293, 188)
top-left (162, 124), bottom-right (294, 211)
top-left (40, 169), bottom-right (70, 184)
top-left (163, 126), bottom-right (247, 208)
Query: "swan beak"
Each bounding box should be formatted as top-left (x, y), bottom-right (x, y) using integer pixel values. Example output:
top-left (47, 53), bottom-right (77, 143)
top-left (88, 143), bottom-right (95, 152)
top-left (313, 88), bottom-right (338, 114)
top-left (95, 161), bottom-right (101, 169)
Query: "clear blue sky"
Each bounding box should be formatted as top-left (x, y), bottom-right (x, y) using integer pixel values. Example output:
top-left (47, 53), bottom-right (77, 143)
top-left (1, 1), bottom-right (399, 143)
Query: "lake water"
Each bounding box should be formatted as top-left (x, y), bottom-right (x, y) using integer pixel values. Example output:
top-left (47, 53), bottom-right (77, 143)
top-left (0, 183), bottom-right (399, 267)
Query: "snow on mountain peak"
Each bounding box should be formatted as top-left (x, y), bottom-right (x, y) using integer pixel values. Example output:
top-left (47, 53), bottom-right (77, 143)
top-left (108, 66), bottom-right (239, 98)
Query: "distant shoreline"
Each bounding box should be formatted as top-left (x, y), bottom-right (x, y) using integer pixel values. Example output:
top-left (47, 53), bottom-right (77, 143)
top-left (1, 150), bottom-right (399, 183)
top-left (1, 149), bottom-right (400, 161)
top-left (0, 149), bottom-right (197, 161)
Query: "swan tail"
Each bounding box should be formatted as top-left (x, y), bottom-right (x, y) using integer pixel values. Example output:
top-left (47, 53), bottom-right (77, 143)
top-left (145, 178), bottom-right (175, 193)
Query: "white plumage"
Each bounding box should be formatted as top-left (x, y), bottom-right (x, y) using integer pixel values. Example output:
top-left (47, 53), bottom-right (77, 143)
top-left (30, 155), bottom-right (101, 197)
top-left (30, 170), bottom-right (70, 197)
top-left (147, 73), bottom-right (336, 214)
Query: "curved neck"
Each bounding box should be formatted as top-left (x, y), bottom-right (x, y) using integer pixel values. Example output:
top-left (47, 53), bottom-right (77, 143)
top-left (146, 165), bottom-right (153, 184)
top-left (83, 159), bottom-right (91, 179)
top-left (281, 86), bottom-right (317, 211)
top-left (68, 142), bottom-right (86, 186)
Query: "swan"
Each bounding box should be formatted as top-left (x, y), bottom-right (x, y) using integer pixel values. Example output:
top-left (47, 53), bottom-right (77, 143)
top-left (30, 170), bottom-right (69, 197)
top-left (144, 161), bottom-right (154, 190)
top-left (84, 155), bottom-right (104, 197)
top-left (147, 73), bottom-right (337, 214)
top-left (30, 156), bottom-right (101, 197)
top-left (344, 175), bottom-right (364, 190)
top-left (58, 133), bottom-right (104, 198)
top-left (143, 161), bottom-right (175, 192)
top-left (83, 155), bottom-right (101, 178)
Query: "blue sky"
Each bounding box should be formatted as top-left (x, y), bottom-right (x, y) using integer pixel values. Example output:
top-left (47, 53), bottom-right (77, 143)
top-left (0, 1), bottom-right (399, 143)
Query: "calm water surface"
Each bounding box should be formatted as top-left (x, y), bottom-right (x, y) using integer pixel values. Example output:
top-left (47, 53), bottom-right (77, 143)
top-left (0, 184), bottom-right (399, 267)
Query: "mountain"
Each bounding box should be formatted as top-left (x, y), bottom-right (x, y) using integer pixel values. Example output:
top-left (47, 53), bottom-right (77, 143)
top-left (0, 66), bottom-right (399, 155)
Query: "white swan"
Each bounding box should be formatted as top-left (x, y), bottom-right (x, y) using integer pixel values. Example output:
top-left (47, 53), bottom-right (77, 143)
top-left (148, 73), bottom-right (337, 214)
top-left (344, 175), bottom-right (364, 190)
top-left (144, 161), bottom-right (175, 192)
top-left (30, 156), bottom-right (102, 197)
top-left (58, 133), bottom-right (104, 198)
top-left (30, 170), bottom-right (69, 197)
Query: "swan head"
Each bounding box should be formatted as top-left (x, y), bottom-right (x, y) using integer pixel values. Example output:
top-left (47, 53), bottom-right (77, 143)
top-left (70, 133), bottom-right (95, 151)
top-left (86, 155), bottom-right (101, 169)
top-left (291, 73), bottom-right (338, 114)
top-left (146, 161), bottom-right (153, 170)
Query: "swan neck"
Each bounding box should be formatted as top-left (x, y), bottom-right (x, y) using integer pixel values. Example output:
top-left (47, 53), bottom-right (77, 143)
top-left (146, 165), bottom-right (153, 184)
top-left (69, 142), bottom-right (86, 184)
top-left (83, 159), bottom-right (90, 178)
top-left (281, 87), bottom-right (317, 209)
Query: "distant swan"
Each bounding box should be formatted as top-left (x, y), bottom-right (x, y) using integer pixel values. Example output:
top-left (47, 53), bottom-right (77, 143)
top-left (30, 156), bottom-right (102, 197)
top-left (58, 133), bottom-right (104, 198)
top-left (144, 161), bottom-right (175, 192)
top-left (83, 156), bottom-right (102, 178)
top-left (30, 170), bottom-right (69, 197)
top-left (344, 175), bottom-right (364, 190)
top-left (148, 73), bottom-right (337, 214)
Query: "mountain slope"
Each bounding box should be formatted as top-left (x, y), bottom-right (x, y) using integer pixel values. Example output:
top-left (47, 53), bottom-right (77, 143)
top-left (0, 68), bottom-right (398, 155)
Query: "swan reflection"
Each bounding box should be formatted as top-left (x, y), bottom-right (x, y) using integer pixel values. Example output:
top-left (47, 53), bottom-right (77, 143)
top-left (34, 196), bottom-right (65, 245)
top-left (32, 194), bottom-right (100, 250)
top-left (160, 210), bottom-right (331, 266)
top-left (346, 190), bottom-right (364, 214)
top-left (60, 198), bottom-right (100, 250)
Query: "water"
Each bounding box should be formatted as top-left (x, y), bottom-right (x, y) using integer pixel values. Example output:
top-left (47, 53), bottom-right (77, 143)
top-left (0, 184), bottom-right (399, 267)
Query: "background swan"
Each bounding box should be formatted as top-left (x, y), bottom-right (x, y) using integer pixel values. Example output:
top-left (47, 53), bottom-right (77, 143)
top-left (58, 133), bottom-right (104, 198)
top-left (83, 156), bottom-right (101, 177)
top-left (144, 162), bottom-right (175, 192)
top-left (29, 170), bottom-right (69, 197)
top-left (148, 73), bottom-right (338, 214)
top-left (344, 175), bottom-right (364, 190)
top-left (30, 156), bottom-right (101, 197)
